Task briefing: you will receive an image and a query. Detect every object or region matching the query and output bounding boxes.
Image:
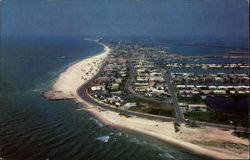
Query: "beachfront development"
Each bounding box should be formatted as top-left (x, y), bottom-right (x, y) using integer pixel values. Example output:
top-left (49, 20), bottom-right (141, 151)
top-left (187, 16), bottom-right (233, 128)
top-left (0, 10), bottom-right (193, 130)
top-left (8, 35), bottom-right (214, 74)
top-left (43, 39), bottom-right (249, 159)
top-left (87, 40), bottom-right (249, 126)
top-left (2, 0), bottom-right (248, 159)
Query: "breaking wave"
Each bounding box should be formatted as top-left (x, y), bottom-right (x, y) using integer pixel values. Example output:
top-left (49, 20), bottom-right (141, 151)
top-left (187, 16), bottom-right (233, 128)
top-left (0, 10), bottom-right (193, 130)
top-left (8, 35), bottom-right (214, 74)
top-left (159, 153), bottom-right (174, 159)
top-left (96, 136), bottom-right (110, 143)
top-left (89, 117), bottom-right (104, 127)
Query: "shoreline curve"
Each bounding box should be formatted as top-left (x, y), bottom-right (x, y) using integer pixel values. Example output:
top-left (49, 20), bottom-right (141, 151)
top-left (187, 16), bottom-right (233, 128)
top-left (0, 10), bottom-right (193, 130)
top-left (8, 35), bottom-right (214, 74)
top-left (43, 39), bottom-right (249, 160)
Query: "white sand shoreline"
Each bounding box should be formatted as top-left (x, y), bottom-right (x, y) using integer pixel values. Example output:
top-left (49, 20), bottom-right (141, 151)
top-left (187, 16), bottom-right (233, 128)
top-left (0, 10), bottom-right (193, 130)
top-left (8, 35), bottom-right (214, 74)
top-left (43, 39), bottom-right (249, 159)
top-left (43, 40), bottom-right (111, 100)
top-left (82, 100), bottom-right (249, 160)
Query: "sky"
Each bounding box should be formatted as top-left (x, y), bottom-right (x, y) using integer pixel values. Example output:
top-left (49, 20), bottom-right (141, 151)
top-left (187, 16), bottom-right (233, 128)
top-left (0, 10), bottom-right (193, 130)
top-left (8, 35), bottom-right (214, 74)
top-left (1, 0), bottom-right (249, 38)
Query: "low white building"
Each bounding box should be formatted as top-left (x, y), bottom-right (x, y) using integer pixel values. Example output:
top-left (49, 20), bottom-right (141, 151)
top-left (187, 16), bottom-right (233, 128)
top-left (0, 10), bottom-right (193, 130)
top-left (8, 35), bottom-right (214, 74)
top-left (208, 86), bottom-right (217, 89)
top-left (188, 104), bottom-right (207, 112)
top-left (111, 83), bottom-right (120, 90)
top-left (123, 103), bottom-right (137, 109)
top-left (91, 85), bottom-right (105, 91)
top-left (213, 90), bottom-right (226, 94)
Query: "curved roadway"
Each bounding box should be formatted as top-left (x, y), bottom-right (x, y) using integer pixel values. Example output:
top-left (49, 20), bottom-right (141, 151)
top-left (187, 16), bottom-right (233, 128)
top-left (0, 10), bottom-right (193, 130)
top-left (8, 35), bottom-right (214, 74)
top-left (76, 59), bottom-right (249, 133)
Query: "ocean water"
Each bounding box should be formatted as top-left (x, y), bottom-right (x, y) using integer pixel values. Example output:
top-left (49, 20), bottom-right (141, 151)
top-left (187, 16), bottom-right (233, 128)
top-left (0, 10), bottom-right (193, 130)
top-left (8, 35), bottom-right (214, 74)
top-left (0, 36), bottom-right (206, 160)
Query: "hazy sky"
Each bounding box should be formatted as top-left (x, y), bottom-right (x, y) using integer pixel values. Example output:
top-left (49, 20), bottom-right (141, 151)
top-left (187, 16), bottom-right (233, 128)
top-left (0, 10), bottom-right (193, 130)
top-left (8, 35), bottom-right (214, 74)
top-left (1, 0), bottom-right (249, 37)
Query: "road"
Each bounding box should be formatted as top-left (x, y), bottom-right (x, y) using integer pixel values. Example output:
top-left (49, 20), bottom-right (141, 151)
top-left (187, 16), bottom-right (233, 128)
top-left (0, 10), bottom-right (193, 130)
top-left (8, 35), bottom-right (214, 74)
top-left (125, 62), bottom-right (172, 104)
top-left (76, 61), bottom-right (175, 122)
top-left (124, 62), bottom-right (134, 91)
top-left (128, 87), bottom-right (173, 104)
top-left (76, 59), bottom-right (249, 133)
top-left (164, 72), bottom-right (185, 122)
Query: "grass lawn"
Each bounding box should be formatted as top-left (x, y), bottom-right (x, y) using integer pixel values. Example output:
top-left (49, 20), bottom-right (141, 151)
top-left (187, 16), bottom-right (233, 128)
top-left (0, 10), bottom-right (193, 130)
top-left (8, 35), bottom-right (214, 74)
top-left (126, 98), bottom-right (176, 118)
top-left (178, 95), bottom-right (204, 104)
top-left (151, 93), bottom-right (167, 101)
top-left (184, 111), bottom-right (249, 128)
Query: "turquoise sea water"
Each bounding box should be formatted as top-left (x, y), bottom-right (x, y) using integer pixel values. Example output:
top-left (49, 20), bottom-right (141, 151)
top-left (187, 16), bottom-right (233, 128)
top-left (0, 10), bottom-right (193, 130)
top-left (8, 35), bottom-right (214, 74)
top-left (0, 36), bottom-right (207, 160)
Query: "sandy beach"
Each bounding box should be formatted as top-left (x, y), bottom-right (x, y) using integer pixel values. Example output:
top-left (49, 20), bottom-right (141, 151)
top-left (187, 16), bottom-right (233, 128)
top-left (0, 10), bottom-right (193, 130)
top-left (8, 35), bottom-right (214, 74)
top-left (43, 40), bottom-right (111, 100)
top-left (44, 40), bottom-right (249, 159)
top-left (83, 100), bottom-right (249, 160)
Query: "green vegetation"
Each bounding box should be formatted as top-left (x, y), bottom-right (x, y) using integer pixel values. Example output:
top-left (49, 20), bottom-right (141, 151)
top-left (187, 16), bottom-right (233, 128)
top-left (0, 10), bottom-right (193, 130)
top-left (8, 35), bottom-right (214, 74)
top-left (126, 98), bottom-right (176, 118)
top-left (178, 95), bottom-right (204, 104)
top-left (184, 111), bottom-right (249, 128)
top-left (126, 97), bottom-right (158, 105)
top-left (232, 131), bottom-right (250, 139)
top-left (146, 107), bottom-right (175, 117)
top-left (190, 140), bottom-right (249, 152)
top-left (173, 122), bottom-right (181, 133)
top-left (151, 93), bottom-right (167, 101)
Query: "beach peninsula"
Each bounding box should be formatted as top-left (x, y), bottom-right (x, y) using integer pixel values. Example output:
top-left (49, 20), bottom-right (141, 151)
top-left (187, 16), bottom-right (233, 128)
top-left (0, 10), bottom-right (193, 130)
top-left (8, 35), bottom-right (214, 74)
top-left (43, 39), bottom-right (110, 101)
top-left (43, 39), bottom-right (249, 160)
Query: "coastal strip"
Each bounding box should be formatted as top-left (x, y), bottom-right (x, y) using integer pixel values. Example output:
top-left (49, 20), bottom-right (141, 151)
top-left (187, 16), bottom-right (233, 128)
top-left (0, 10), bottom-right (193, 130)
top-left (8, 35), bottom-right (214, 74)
top-left (43, 39), bottom-right (111, 101)
top-left (81, 101), bottom-right (249, 160)
top-left (43, 39), bottom-right (249, 160)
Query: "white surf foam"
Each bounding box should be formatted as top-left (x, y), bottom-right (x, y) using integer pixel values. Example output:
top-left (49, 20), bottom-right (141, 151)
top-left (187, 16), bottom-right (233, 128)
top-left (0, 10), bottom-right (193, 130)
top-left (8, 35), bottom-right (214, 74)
top-left (109, 132), bottom-right (114, 135)
top-left (115, 132), bottom-right (122, 136)
top-left (31, 81), bottom-right (51, 93)
top-left (139, 141), bottom-right (147, 145)
top-left (159, 152), bottom-right (174, 159)
top-left (89, 117), bottom-right (104, 127)
top-left (96, 136), bottom-right (110, 143)
top-left (129, 137), bottom-right (140, 144)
